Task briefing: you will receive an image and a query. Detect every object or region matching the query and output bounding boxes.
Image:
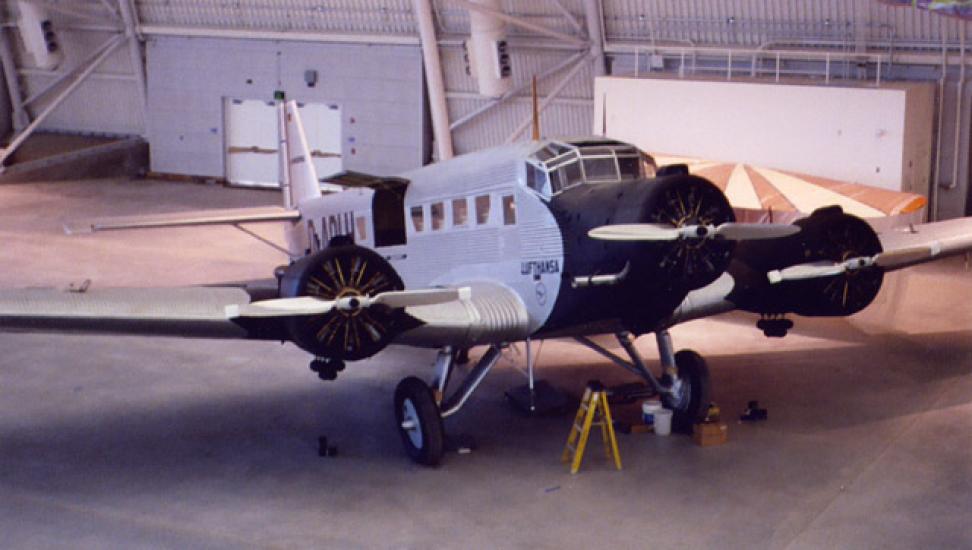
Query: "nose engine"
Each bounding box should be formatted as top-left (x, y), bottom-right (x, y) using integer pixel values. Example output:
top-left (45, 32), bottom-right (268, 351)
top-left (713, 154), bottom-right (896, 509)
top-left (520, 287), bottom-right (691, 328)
top-left (637, 174), bottom-right (737, 290)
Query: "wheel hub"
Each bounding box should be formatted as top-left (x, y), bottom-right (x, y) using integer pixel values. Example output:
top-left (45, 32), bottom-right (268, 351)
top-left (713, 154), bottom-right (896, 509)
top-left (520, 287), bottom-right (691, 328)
top-left (665, 377), bottom-right (691, 411)
top-left (401, 398), bottom-right (423, 449)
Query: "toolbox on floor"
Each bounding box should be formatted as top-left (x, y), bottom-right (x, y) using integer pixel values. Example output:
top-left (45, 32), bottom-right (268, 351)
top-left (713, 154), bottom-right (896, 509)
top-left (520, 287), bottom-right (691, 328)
top-left (692, 422), bottom-right (728, 447)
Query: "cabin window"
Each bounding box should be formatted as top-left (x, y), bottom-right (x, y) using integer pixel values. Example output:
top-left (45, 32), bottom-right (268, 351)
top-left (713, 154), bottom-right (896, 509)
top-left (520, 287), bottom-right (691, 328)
top-left (431, 202), bottom-right (445, 231)
top-left (475, 194), bottom-right (491, 225)
top-left (452, 198), bottom-right (468, 227)
top-left (355, 216), bottom-right (368, 241)
top-left (502, 194), bottom-right (516, 225)
top-left (410, 205), bottom-right (424, 232)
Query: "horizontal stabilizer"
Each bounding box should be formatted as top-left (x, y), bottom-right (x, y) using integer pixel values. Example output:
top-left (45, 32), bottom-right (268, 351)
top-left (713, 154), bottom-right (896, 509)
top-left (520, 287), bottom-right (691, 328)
top-left (65, 206), bottom-right (301, 234)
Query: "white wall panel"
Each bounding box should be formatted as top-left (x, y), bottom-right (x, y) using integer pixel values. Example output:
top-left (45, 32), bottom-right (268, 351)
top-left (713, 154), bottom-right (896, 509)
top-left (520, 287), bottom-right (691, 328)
top-left (147, 37), bottom-right (425, 178)
top-left (594, 76), bottom-right (934, 193)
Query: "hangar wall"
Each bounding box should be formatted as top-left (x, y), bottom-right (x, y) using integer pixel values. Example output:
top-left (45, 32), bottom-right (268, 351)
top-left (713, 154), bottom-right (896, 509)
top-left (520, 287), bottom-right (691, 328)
top-left (15, 27), bottom-right (144, 136)
top-left (593, 76), bottom-right (934, 197)
top-left (1, 1), bottom-right (970, 217)
top-left (146, 37), bottom-right (425, 179)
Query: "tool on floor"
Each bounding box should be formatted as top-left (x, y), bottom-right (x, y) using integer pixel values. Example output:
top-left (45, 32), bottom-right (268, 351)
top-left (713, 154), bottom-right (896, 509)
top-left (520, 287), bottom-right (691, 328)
top-left (693, 402), bottom-right (728, 446)
top-left (318, 436), bottom-right (338, 457)
top-left (740, 400), bottom-right (768, 422)
top-left (562, 380), bottom-right (622, 474)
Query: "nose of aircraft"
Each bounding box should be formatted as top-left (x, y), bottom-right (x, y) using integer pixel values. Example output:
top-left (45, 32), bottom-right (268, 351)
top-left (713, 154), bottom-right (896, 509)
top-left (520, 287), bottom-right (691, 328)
top-left (633, 173), bottom-right (737, 289)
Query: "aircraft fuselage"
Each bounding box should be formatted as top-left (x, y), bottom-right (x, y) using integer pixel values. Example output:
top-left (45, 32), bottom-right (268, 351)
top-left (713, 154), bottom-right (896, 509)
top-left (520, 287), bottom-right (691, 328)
top-left (293, 139), bottom-right (736, 339)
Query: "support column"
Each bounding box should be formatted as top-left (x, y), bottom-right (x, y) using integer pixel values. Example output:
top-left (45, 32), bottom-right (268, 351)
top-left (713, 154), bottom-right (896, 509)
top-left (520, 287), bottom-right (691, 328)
top-left (118, 0), bottom-right (148, 135)
top-left (0, 27), bottom-right (29, 130)
top-left (0, 35), bottom-right (126, 168)
top-left (583, 0), bottom-right (606, 77)
top-left (411, 0), bottom-right (454, 161)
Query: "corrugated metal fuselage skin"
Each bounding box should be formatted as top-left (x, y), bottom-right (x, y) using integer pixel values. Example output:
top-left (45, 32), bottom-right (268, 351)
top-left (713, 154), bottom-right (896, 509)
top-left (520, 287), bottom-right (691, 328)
top-left (293, 142), bottom-right (732, 339)
top-left (296, 143), bottom-right (564, 336)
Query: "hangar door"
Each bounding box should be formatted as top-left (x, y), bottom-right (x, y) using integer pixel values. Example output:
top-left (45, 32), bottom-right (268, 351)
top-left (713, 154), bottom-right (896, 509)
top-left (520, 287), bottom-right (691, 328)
top-left (224, 99), bottom-right (343, 187)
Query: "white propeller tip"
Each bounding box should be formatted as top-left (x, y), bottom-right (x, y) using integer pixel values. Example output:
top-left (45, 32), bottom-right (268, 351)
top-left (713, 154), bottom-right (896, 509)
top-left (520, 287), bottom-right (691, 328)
top-left (767, 270), bottom-right (783, 285)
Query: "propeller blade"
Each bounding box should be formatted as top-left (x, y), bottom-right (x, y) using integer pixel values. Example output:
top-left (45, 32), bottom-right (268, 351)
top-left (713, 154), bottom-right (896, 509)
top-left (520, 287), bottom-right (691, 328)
top-left (588, 223), bottom-right (681, 242)
top-left (591, 222), bottom-right (800, 243)
top-left (226, 287), bottom-right (471, 319)
top-left (370, 287), bottom-right (469, 308)
top-left (873, 246), bottom-right (935, 269)
top-left (714, 223), bottom-right (800, 241)
top-left (767, 261), bottom-right (848, 284)
top-left (227, 296), bottom-right (335, 318)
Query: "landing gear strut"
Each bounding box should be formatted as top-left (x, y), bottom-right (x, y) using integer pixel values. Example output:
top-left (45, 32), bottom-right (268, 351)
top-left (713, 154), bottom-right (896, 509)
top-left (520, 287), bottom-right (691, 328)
top-left (393, 345), bottom-right (503, 466)
top-left (575, 330), bottom-right (711, 434)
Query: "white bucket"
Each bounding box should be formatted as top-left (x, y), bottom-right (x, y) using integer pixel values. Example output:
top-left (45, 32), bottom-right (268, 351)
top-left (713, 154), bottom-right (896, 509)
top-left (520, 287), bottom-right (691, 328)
top-left (654, 408), bottom-right (673, 436)
top-left (641, 400), bottom-right (663, 426)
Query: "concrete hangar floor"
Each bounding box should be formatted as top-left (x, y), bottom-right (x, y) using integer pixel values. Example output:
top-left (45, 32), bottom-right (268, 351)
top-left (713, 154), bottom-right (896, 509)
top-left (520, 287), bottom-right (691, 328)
top-left (1, 178), bottom-right (970, 549)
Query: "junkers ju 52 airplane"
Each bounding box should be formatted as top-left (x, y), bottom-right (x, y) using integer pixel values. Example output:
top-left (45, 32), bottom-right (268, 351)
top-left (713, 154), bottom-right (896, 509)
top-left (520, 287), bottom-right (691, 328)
top-left (3, 98), bottom-right (972, 466)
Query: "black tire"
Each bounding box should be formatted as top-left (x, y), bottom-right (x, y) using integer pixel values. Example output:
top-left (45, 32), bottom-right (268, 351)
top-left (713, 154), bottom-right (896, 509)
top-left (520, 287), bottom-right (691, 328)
top-left (394, 376), bottom-right (445, 466)
top-left (661, 349), bottom-right (711, 434)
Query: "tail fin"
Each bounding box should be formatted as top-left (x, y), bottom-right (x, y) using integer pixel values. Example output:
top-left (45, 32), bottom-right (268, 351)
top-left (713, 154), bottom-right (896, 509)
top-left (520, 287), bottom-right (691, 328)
top-left (278, 100), bottom-right (322, 209)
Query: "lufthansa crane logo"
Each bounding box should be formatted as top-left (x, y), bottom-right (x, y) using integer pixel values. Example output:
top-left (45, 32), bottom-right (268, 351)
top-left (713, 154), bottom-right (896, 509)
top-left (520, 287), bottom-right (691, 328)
top-left (535, 282), bottom-right (547, 306)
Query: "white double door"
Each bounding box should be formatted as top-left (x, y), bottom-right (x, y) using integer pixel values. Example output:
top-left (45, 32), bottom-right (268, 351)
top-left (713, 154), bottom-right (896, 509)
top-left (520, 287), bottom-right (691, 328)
top-left (224, 98), bottom-right (343, 187)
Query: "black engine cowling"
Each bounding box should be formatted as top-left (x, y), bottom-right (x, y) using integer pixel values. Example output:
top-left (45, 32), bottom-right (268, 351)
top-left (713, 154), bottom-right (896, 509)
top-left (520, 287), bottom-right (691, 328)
top-left (730, 206), bottom-right (884, 317)
top-left (278, 245), bottom-right (417, 360)
top-left (540, 173), bottom-right (736, 335)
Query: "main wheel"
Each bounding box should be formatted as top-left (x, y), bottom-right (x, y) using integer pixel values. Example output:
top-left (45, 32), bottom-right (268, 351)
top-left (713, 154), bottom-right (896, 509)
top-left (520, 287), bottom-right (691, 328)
top-left (394, 376), bottom-right (445, 466)
top-left (661, 349), bottom-right (711, 434)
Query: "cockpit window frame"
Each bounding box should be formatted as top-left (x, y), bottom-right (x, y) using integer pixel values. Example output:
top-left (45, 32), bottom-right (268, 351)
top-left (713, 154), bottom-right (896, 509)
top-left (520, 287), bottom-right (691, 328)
top-left (524, 141), bottom-right (644, 199)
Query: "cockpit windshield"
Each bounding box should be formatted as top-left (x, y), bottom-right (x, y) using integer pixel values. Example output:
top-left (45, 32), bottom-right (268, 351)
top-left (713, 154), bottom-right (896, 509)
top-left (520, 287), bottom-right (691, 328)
top-left (525, 140), bottom-right (645, 197)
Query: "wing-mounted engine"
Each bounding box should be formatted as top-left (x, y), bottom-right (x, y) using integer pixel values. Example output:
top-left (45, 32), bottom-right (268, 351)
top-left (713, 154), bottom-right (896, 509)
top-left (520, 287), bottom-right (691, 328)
top-left (276, 245), bottom-right (420, 360)
top-left (729, 206), bottom-right (884, 317)
top-left (545, 173), bottom-right (788, 335)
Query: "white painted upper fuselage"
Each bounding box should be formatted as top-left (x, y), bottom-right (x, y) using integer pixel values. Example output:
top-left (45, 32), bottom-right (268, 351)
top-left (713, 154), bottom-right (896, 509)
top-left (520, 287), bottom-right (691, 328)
top-left (293, 141), bottom-right (568, 334)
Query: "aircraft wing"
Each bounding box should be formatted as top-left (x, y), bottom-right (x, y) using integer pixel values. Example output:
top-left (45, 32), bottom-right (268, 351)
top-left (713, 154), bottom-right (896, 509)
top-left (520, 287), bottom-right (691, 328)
top-left (63, 205), bottom-right (300, 234)
top-left (663, 216), bottom-right (972, 329)
top-left (0, 280), bottom-right (531, 354)
top-left (0, 284), bottom-right (285, 340)
top-left (877, 217), bottom-right (972, 271)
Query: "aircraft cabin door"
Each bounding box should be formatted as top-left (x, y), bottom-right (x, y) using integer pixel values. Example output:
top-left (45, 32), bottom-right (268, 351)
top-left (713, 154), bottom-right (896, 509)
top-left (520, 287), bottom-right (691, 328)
top-left (372, 186), bottom-right (407, 247)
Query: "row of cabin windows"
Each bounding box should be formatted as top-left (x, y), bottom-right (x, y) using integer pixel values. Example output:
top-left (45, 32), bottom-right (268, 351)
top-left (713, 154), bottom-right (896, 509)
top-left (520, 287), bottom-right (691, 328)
top-left (410, 193), bottom-right (516, 233)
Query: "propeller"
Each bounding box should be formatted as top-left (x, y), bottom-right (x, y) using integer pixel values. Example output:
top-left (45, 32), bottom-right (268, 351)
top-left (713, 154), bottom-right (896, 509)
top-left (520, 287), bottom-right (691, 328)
top-left (227, 287), bottom-right (469, 319)
top-left (767, 245), bottom-right (936, 284)
top-left (588, 222), bottom-right (800, 242)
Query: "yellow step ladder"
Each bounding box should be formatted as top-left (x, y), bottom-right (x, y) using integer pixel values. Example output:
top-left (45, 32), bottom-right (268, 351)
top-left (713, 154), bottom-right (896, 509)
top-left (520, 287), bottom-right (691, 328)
top-left (562, 381), bottom-right (622, 474)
